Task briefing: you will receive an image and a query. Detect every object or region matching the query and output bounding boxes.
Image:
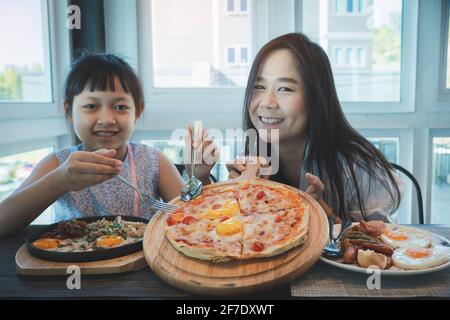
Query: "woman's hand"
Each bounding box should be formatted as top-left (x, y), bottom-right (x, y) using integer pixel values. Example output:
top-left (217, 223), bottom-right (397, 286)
top-left (305, 172), bottom-right (324, 201)
top-left (226, 156), bottom-right (271, 180)
top-left (304, 172), bottom-right (340, 221)
top-left (55, 149), bottom-right (123, 192)
top-left (184, 125), bottom-right (220, 185)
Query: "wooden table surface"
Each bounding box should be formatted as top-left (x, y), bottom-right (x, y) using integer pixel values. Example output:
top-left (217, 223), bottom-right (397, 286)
top-left (0, 226), bottom-right (290, 299)
top-left (1, 225), bottom-right (448, 299)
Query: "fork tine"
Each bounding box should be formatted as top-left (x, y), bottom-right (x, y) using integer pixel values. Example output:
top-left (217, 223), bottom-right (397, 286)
top-left (146, 197), bottom-right (178, 212)
top-left (114, 175), bottom-right (178, 212)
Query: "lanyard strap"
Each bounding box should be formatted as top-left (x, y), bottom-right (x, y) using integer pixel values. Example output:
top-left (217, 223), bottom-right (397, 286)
top-left (127, 143), bottom-right (139, 216)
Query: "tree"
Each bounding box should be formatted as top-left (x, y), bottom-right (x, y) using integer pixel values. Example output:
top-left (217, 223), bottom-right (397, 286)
top-left (0, 66), bottom-right (22, 100)
top-left (373, 12), bottom-right (401, 71)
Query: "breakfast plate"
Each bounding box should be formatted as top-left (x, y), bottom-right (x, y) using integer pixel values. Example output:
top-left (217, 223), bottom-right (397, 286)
top-left (320, 254), bottom-right (450, 276)
top-left (320, 222), bottom-right (450, 276)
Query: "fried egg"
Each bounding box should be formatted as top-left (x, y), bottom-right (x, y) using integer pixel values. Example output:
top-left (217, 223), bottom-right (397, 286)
top-left (201, 200), bottom-right (240, 220)
top-left (381, 226), bottom-right (431, 249)
top-left (32, 238), bottom-right (62, 250)
top-left (95, 235), bottom-right (124, 248)
top-left (392, 247), bottom-right (449, 270)
top-left (215, 219), bottom-right (242, 236)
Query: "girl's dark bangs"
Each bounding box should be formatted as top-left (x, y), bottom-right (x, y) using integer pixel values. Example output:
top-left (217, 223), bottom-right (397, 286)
top-left (84, 67), bottom-right (131, 94)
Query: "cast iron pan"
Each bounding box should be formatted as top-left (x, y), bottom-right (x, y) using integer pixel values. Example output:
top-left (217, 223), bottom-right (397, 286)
top-left (26, 215), bottom-right (149, 262)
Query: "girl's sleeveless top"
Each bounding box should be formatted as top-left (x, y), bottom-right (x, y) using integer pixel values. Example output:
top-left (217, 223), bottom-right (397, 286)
top-left (52, 142), bottom-right (160, 222)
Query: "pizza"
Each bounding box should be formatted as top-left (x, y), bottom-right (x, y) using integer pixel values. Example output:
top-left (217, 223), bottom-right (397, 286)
top-left (165, 179), bottom-right (310, 262)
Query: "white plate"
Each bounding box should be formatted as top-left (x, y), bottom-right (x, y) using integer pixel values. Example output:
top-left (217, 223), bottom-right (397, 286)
top-left (321, 225), bottom-right (450, 276)
top-left (320, 256), bottom-right (450, 276)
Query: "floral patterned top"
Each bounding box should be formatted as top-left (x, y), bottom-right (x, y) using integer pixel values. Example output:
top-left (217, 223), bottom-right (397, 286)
top-left (53, 142), bottom-right (160, 222)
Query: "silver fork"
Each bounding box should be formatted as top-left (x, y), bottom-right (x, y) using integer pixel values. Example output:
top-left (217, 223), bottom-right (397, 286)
top-left (113, 175), bottom-right (178, 212)
top-left (181, 122), bottom-right (203, 202)
top-left (323, 218), bottom-right (353, 257)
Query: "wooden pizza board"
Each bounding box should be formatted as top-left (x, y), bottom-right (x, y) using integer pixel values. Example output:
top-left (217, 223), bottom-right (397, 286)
top-left (15, 244), bottom-right (147, 276)
top-left (143, 161), bottom-right (329, 296)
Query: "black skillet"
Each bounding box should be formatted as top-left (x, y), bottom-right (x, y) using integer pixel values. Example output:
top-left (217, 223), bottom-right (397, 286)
top-left (25, 215), bottom-right (149, 262)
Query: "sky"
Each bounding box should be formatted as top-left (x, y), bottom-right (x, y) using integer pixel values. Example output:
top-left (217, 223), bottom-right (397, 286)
top-left (0, 0), bottom-right (45, 71)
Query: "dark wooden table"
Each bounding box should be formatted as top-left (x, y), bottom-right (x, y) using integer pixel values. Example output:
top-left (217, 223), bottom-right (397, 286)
top-left (1, 225), bottom-right (449, 299)
top-left (0, 226), bottom-right (290, 299)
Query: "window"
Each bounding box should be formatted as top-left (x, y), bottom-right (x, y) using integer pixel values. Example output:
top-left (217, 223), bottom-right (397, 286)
top-left (357, 0), bottom-right (364, 13)
top-left (227, 47), bottom-right (236, 64)
top-left (345, 48), bottom-right (352, 65)
top-left (226, 46), bottom-right (250, 66)
top-left (0, 147), bottom-right (54, 224)
top-left (334, 48), bottom-right (343, 65)
top-left (304, 0), bottom-right (403, 102)
top-left (227, 0), bottom-right (234, 13)
top-left (346, 0), bottom-right (354, 13)
top-left (431, 137), bottom-right (450, 224)
top-left (0, 0), bottom-right (51, 102)
top-left (227, 0), bottom-right (248, 14)
top-left (150, 0), bottom-right (253, 87)
top-left (367, 137), bottom-right (399, 164)
top-left (333, 46), bottom-right (365, 67)
top-left (240, 0), bottom-right (248, 13)
top-left (334, 0), bottom-right (365, 15)
top-left (334, 0), bottom-right (343, 13)
top-left (241, 47), bottom-right (249, 64)
top-left (356, 47), bottom-right (364, 66)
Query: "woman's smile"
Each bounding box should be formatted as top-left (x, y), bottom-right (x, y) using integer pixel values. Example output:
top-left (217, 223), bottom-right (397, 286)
top-left (258, 116), bottom-right (285, 126)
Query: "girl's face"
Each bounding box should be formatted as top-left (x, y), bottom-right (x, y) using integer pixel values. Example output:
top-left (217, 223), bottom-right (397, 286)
top-left (249, 48), bottom-right (307, 144)
top-left (69, 77), bottom-right (136, 154)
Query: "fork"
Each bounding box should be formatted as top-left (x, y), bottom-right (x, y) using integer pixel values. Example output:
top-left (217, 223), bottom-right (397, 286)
top-left (181, 122), bottom-right (203, 202)
top-left (323, 218), bottom-right (353, 257)
top-left (113, 175), bottom-right (178, 212)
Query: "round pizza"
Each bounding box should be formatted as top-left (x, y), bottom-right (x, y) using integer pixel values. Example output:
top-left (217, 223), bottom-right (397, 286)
top-left (165, 179), bottom-right (310, 262)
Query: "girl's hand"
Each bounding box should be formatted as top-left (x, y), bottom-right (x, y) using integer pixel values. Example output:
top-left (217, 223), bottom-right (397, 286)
top-left (226, 156), bottom-right (270, 180)
top-left (184, 125), bottom-right (220, 185)
top-left (305, 172), bottom-right (324, 201)
top-left (55, 149), bottom-right (123, 192)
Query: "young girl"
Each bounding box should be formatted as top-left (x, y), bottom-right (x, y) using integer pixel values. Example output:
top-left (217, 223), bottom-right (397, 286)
top-left (195, 33), bottom-right (402, 223)
top-left (0, 53), bottom-right (185, 237)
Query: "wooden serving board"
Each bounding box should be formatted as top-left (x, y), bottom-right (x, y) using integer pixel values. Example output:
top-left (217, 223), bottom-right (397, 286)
top-left (16, 245), bottom-right (147, 276)
top-left (143, 163), bottom-right (329, 296)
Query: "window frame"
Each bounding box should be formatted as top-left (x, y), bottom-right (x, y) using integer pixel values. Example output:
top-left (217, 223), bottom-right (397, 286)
top-left (427, 129), bottom-right (450, 224)
top-left (0, 0), bottom-right (71, 120)
top-left (333, 0), bottom-right (367, 16)
top-left (359, 129), bottom-right (414, 224)
top-left (438, 0), bottom-right (450, 100)
top-left (332, 45), bottom-right (367, 68)
top-left (134, 0), bottom-right (264, 131)
top-left (225, 46), bottom-right (237, 66)
top-left (0, 0), bottom-right (71, 158)
top-left (226, 0), bottom-right (250, 15)
top-left (310, 0), bottom-right (419, 112)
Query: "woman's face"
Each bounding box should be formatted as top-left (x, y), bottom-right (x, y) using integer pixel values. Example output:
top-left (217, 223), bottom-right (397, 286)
top-left (69, 77), bottom-right (136, 154)
top-left (249, 48), bottom-right (307, 144)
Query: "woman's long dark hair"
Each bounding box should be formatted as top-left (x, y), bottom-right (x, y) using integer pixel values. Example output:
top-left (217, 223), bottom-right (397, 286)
top-left (243, 33), bottom-right (401, 220)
